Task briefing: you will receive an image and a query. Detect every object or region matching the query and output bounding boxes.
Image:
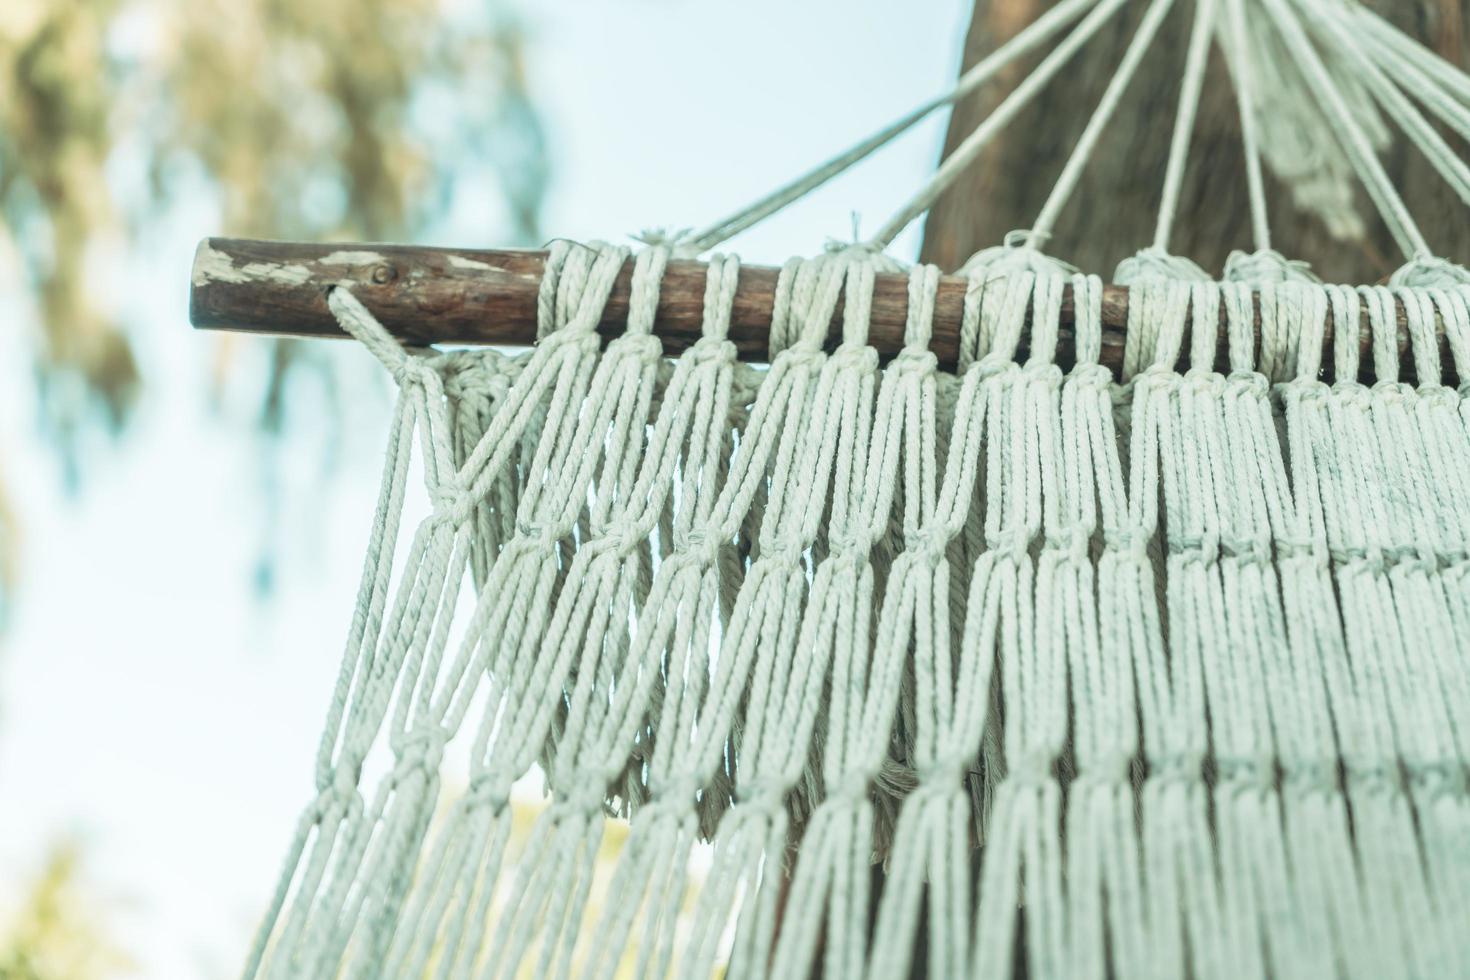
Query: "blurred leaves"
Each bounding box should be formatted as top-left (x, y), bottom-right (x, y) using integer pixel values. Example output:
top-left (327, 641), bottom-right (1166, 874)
top-left (0, 473), bottom-right (14, 630)
top-left (0, 841), bottom-right (133, 979)
top-left (0, 0), bottom-right (549, 602)
top-left (1, 0), bottom-right (140, 471)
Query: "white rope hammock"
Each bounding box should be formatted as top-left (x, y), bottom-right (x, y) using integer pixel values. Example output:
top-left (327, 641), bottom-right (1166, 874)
top-left (239, 1), bottom-right (1470, 976)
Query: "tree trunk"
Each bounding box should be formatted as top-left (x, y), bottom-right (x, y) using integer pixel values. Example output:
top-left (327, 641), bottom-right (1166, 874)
top-left (920, 0), bottom-right (1470, 282)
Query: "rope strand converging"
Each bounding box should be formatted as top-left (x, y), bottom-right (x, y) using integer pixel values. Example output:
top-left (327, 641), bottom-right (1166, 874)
top-left (238, 2), bottom-right (1470, 977)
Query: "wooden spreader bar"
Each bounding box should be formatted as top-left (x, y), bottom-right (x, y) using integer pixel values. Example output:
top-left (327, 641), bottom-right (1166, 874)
top-left (190, 238), bottom-right (1453, 383)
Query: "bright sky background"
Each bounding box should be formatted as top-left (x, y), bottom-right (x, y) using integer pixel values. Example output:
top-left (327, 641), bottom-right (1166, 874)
top-left (0, 1), bottom-right (969, 975)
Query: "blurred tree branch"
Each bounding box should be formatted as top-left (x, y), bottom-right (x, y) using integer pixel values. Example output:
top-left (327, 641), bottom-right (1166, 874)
top-left (0, 0), bottom-right (549, 606)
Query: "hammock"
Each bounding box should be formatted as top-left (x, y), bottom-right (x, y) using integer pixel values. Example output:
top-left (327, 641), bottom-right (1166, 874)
top-left (201, 0), bottom-right (1470, 976)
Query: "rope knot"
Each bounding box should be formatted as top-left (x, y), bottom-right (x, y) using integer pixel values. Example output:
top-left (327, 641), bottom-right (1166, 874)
top-left (596, 519), bottom-right (650, 559)
top-left (1334, 382), bottom-right (1375, 412)
top-left (890, 347), bottom-right (937, 376)
top-left (1273, 533), bottom-right (1323, 563)
top-left (393, 726), bottom-right (449, 773)
top-left (959, 237), bottom-right (1077, 277)
top-left (681, 528), bottom-right (725, 567)
top-left (1411, 762), bottom-right (1468, 800)
top-left (1383, 544), bottom-right (1440, 577)
top-left (1282, 762), bottom-right (1341, 797)
top-left (1107, 526), bottom-right (1154, 562)
top-left (318, 769), bottom-right (365, 819)
top-left (826, 532), bottom-right (869, 558)
top-left (759, 534), bottom-right (806, 566)
top-left (829, 343), bottom-right (877, 373)
top-left (1021, 361), bottom-right (1062, 386)
top-left (388, 352), bottom-right (440, 392)
top-left (1371, 379), bottom-right (1415, 404)
top-left (1181, 370), bottom-right (1223, 397)
top-left (687, 335), bottom-right (735, 367)
top-left (465, 776), bottom-right (512, 812)
top-left (1215, 756), bottom-right (1276, 793)
top-left (326, 287), bottom-right (442, 392)
top-left (1172, 531), bottom-right (1220, 565)
top-left (537, 326), bottom-right (602, 356)
top-left (1222, 249), bottom-right (1321, 284)
top-left (1134, 364), bottom-right (1178, 393)
top-left (1281, 376), bottom-right (1326, 403)
top-left (1150, 754), bottom-right (1204, 784)
top-left (1113, 247), bottom-right (1209, 285)
top-left (554, 781), bottom-right (610, 814)
top-left (905, 526), bottom-right (953, 567)
top-left (1221, 533), bottom-right (1271, 565)
top-left (633, 227), bottom-right (702, 260)
top-left (1418, 386), bottom-right (1459, 410)
top-left (735, 776), bottom-right (789, 811)
top-left (775, 346), bottom-right (826, 373)
top-left (1067, 363), bottom-right (1112, 389)
top-left (430, 479), bottom-right (476, 526)
top-left (972, 352), bottom-right (1020, 382)
top-left (985, 529), bottom-right (1031, 565)
top-left (1047, 523), bottom-right (1092, 563)
top-left (1225, 370), bottom-right (1270, 398)
top-left (1389, 256), bottom-right (1470, 288)
top-left (607, 331), bottom-right (663, 362)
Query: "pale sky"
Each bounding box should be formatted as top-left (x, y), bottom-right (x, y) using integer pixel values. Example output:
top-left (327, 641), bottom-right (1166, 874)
top-left (0, 1), bottom-right (968, 975)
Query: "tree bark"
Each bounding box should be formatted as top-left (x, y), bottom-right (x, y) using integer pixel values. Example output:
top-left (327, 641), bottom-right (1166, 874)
top-left (920, 0), bottom-right (1470, 282)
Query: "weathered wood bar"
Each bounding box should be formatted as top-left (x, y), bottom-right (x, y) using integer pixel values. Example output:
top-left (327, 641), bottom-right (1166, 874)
top-left (190, 238), bottom-right (1451, 382)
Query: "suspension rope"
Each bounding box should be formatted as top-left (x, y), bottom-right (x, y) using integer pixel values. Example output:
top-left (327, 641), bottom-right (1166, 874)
top-left (1154, 0), bottom-right (1220, 251)
top-left (1300, 0), bottom-right (1470, 209)
top-left (1258, 0), bottom-right (1430, 260)
top-left (684, 0), bottom-right (1103, 253)
top-left (865, 0), bottom-right (1132, 250)
top-left (1221, 0), bottom-right (1272, 250)
top-left (1026, 0), bottom-right (1181, 248)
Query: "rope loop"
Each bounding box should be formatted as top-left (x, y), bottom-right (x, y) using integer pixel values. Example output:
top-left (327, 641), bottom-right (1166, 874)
top-left (1070, 272), bottom-right (1104, 366)
top-left (904, 263), bottom-right (941, 351)
top-left (1113, 246), bottom-right (1209, 287)
top-left (624, 245), bottom-right (670, 336)
top-left (632, 226), bottom-right (702, 260)
top-left (1113, 248), bottom-right (1204, 379)
top-left (890, 346), bottom-right (938, 376)
top-left (537, 239), bottom-right (631, 341)
top-left (1390, 256), bottom-right (1470, 288)
top-left (700, 252), bottom-right (741, 340)
top-left (1223, 248), bottom-right (1321, 284)
top-left (327, 286), bottom-right (441, 392)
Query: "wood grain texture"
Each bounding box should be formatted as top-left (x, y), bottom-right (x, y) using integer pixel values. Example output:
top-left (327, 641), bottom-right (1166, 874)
top-left (920, 0), bottom-right (1470, 282)
top-left (191, 238), bottom-right (1452, 382)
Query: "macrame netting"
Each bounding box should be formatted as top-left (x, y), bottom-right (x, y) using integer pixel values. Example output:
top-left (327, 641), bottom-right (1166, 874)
top-left (241, 1), bottom-right (1470, 977)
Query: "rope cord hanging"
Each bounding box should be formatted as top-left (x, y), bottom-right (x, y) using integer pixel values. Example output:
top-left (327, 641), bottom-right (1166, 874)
top-left (233, 1), bottom-right (1470, 976)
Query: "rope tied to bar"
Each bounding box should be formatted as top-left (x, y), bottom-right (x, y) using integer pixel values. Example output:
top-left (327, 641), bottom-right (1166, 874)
top-left (239, 3), bottom-right (1470, 979)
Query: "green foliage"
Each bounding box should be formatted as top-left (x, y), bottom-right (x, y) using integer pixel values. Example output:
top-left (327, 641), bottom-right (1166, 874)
top-left (0, 0), bottom-right (548, 597)
top-left (0, 842), bottom-right (132, 980)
